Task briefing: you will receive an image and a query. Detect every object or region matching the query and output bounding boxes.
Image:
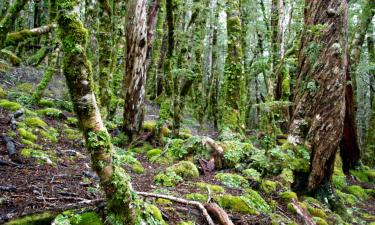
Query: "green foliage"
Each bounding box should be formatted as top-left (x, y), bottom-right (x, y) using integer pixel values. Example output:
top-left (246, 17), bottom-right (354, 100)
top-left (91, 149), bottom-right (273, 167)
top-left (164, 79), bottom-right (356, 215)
top-left (346, 185), bottom-right (369, 200)
top-left (280, 191), bottom-right (298, 203)
top-left (0, 99), bottom-right (21, 111)
top-left (112, 132), bottom-right (128, 146)
top-left (39, 128), bottom-right (59, 143)
top-left (38, 98), bottom-right (55, 107)
top-left (196, 182), bottom-right (225, 194)
top-left (64, 128), bottom-right (81, 140)
top-left (147, 149), bottom-right (162, 159)
top-left (87, 131), bottom-right (112, 154)
top-left (24, 117), bottom-right (47, 128)
top-left (53, 212), bottom-right (102, 225)
top-left (143, 120), bottom-right (157, 132)
top-left (307, 206), bottom-right (327, 219)
top-left (0, 86), bottom-right (7, 99)
top-left (312, 217), bottom-right (328, 225)
top-left (222, 140), bottom-right (253, 167)
top-left (242, 168), bottom-right (261, 182)
top-left (243, 189), bottom-right (272, 214)
top-left (214, 173), bottom-right (249, 188)
top-left (336, 190), bottom-right (359, 205)
top-left (66, 117), bottom-right (78, 126)
top-left (15, 83), bottom-right (34, 94)
top-left (260, 180), bottom-right (277, 194)
top-left (154, 170), bottom-right (183, 187)
top-left (167, 161), bottom-right (199, 178)
top-left (350, 168), bottom-right (375, 183)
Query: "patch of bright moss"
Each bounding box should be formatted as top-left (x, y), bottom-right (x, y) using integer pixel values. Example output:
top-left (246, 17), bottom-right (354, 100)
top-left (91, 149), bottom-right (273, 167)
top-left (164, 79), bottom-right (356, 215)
top-left (350, 169), bottom-right (375, 184)
top-left (147, 149), bottom-right (162, 159)
top-left (24, 117), bottom-right (47, 128)
top-left (39, 128), bottom-right (58, 143)
top-left (214, 173), bottom-right (249, 188)
top-left (143, 204), bottom-right (167, 225)
top-left (156, 198), bottom-right (172, 205)
top-left (18, 128), bottom-right (37, 142)
top-left (4, 212), bottom-right (54, 225)
top-left (215, 194), bottom-right (258, 215)
top-left (242, 168), bottom-right (261, 182)
top-left (243, 189), bottom-right (272, 214)
top-left (287, 203), bottom-right (297, 213)
top-left (185, 193), bottom-right (208, 203)
top-left (36, 108), bottom-right (62, 118)
top-left (130, 142), bottom-right (153, 154)
top-left (312, 217), bottom-right (328, 225)
top-left (346, 185), bottom-right (369, 200)
top-left (69, 212), bottom-right (102, 225)
top-left (38, 99), bottom-right (55, 107)
top-left (260, 180), bottom-right (277, 194)
top-left (154, 170), bottom-right (183, 187)
top-left (143, 120), bottom-right (157, 132)
top-left (20, 148), bottom-right (54, 165)
top-left (278, 168), bottom-right (294, 187)
top-left (308, 207), bottom-right (327, 218)
top-left (131, 162), bottom-right (145, 174)
top-left (196, 182), bottom-right (225, 194)
top-left (270, 213), bottom-right (296, 225)
top-left (0, 99), bottom-right (21, 111)
top-left (332, 175), bottom-right (347, 190)
top-left (168, 161), bottom-right (199, 178)
top-left (64, 128), bottom-right (81, 140)
top-left (66, 117), bottom-right (78, 126)
top-left (279, 191), bottom-right (298, 202)
top-left (178, 221), bottom-right (195, 225)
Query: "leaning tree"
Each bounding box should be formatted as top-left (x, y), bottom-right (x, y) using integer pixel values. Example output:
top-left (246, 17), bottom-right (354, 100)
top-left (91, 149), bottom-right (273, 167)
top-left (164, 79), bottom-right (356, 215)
top-left (288, 0), bottom-right (348, 191)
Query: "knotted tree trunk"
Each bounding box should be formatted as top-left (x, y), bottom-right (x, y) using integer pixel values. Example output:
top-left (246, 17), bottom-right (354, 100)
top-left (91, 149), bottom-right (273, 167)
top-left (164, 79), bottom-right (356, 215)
top-left (288, 0), bottom-right (348, 191)
top-left (123, 0), bottom-right (148, 140)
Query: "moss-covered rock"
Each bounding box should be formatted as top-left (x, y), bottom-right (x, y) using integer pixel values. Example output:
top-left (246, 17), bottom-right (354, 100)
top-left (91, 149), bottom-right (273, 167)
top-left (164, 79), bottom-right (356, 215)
top-left (307, 207), bottom-right (327, 218)
top-left (214, 173), bottom-right (249, 188)
top-left (185, 193), bottom-right (208, 203)
top-left (350, 169), bottom-right (375, 184)
top-left (196, 182), bottom-right (225, 194)
top-left (215, 194), bottom-right (258, 215)
top-left (167, 161), bottom-right (199, 178)
top-left (260, 180), bottom-right (277, 194)
top-left (156, 198), bottom-right (172, 205)
top-left (18, 128), bottom-right (37, 142)
top-left (313, 217), bottom-right (328, 225)
top-left (131, 162), bottom-right (145, 174)
top-left (278, 168), bottom-right (294, 187)
top-left (346, 185), bottom-right (369, 200)
top-left (0, 99), bottom-right (21, 111)
top-left (24, 117), bottom-right (47, 128)
top-left (39, 128), bottom-right (58, 143)
top-left (270, 213), bottom-right (297, 225)
top-left (38, 98), bottom-right (55, 107)
top-left (279, 191), bottom-right (298, 203)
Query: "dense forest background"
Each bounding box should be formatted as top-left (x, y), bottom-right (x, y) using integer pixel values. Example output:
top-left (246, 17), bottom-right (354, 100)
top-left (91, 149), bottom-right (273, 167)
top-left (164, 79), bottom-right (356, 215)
top-left (0, 0), bottom-right (374, 224)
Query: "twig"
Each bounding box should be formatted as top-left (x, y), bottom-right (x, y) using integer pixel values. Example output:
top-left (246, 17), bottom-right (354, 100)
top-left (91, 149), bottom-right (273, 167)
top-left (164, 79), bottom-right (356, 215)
top-left (137, 191), bottom-right (215, 225)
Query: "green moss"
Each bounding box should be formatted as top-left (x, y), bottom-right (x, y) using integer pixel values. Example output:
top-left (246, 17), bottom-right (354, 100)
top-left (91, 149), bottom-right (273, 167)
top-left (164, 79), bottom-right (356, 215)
top-left (278, 168), bottom-right (294, 187)
top-left (147, 149), bottom-right (162, 159)
top-left (156, 198), bottom-right (172, 205)
top-left (185, 193), bottom-right (208, 203)
top-left (38, 98), bottom-right (55, 107)
top-left (243, 189), bottom-right (272, 214)
top-left (64, 128), bottom-right (82, 140)
top-left (36, 108), bottom-right (62, 118)
top-left (332, 175), bottom-right (347, 190)
top-left (308, 207), bottom-right (327, 218)
top-left (279, 191), bottom-right (298, 203)
top-left (0, 86), bottom-right (6, 99)
top-left (260, 180), bottom-right (277, 194)
top-left (350, 169), bottom-right (375, 183)
top-left (196, 182), bottom-right (225, 194)
top-left (130, 142), bottom-right (153, 154)
top-left (287, 203), bottom-right (297, 213)
top-left (313, 217), bottom-right (328, 225)
top-left (270, 213), bottom-right (296, 225)
top-left (143, 120), bottom-right (157, 132)
top-left (0, 99), bottom-right (21, 111)
top-left (4, 212), bottom-right (54, 225)
top-left (242, 168), bottom-right (261, 182)
top-left (215, 194), bottom-right (258, 215)
top-left (66, 117), bottom-right (78, 126)
top-left (214, 173), bottom-right (249, 188)
top-left (24, 117), bottom-right (47, 128)
top-left (20, 148), bottom-right (54, 165)
top-left (154, 170), bottom-right (183, 187)
top-left (346, 185), bottom-right (369, 200)
top-left (7, 131), bottom-right (16, 138)
top-left (143, 204), bottom-right (167, 225)
top-left (168, 161), bottom-right (199, 178)
top-left (18, 128), bottom-right (37, 142)
top-left (40, 128), bottom-right (58, 143)
top-left (131, 162), bottom-right (145, 174)
top-left (70, 212), bottom-right (102, 225)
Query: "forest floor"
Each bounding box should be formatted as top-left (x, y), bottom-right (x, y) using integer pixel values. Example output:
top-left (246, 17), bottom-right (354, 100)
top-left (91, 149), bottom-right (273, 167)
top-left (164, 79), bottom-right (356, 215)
top-left (0, 67), bottom-right (375, 225)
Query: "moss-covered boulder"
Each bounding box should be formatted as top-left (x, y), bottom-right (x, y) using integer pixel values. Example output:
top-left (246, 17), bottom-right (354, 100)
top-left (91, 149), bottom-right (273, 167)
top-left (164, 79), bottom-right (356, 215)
top-left (214, 173), bottom-right (249, 188)
top-left (167, 161), bottom-right (199, 179)
top-left (0, 99), bottom-right (21, 111)
top-left (196, 182), bottom-right (225, 194)
top-left (215, 194), bottom-right (258, 215)
top-left (260, 180), bottom-right (277, 194)
top-left (143, 120), bottom-right (157, 132)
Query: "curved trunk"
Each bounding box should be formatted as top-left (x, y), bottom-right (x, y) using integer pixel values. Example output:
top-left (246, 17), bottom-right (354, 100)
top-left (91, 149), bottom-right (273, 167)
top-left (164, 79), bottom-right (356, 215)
top-left (288, 0), bottom-right (348, 191)
top-left (56, 0), bottom-right (136, 223)
top-left (123, 0), bottom-right (148, 140)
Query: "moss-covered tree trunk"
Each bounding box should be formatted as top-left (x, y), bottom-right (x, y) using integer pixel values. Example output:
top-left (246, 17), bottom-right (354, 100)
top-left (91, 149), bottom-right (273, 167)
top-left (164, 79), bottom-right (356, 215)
top-left (98, 0), bottom-right (113, 118)
top-left (56, 0), bottom-right (137, 223)
top-left (0, 0), bottom-right (29, 49)
top-left (288, 0), bottom-right (348, 191)
top-left (221, 0), bottom-right (244, 131)
top-left (123, 0), bottom-right (147, 140)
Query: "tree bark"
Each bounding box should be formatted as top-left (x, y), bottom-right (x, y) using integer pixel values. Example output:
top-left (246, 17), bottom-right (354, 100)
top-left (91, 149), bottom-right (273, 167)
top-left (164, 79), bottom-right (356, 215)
top-left (56, 0), bottom-right (137, 223)
top-left (288, 0), bottom-right (348, 191)
top-left (123, 0), bottom-right (148, 140)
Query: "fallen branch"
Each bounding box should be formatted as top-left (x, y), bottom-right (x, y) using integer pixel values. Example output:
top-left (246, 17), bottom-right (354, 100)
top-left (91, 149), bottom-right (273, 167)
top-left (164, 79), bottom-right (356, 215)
top-left (5, 24), bottom-right (57, 46)
top-left (204, 203), bottom-right (234, 225)
top-left (137, 191), bottom-right (215, 225)
top-left (290, 198), bottom-right (316, 225)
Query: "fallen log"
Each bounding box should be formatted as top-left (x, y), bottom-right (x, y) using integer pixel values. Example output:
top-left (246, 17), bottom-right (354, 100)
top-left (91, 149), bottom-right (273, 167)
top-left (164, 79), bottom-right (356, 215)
top-left (137, 191), bottom-right (215, 225)
top-left (204, 203), bottom-right (234, 225)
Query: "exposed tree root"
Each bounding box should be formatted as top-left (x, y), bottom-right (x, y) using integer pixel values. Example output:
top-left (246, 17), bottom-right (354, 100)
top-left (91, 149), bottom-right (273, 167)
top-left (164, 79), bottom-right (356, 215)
top-left (290, 198), bottom-right (316, 225)
top-left (204, 203), bottom-right (234, 225)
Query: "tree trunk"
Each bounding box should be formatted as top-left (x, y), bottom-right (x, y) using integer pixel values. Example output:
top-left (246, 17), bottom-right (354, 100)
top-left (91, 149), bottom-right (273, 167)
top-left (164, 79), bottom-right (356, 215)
top-left (56, 0), bottom-right (137, 223)
top-left (288, 0), bottom-right (348, 191)
top-left (0, 0), bottom-right (29, 49)
top-left (123, 0), bottom-right (148, 140)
